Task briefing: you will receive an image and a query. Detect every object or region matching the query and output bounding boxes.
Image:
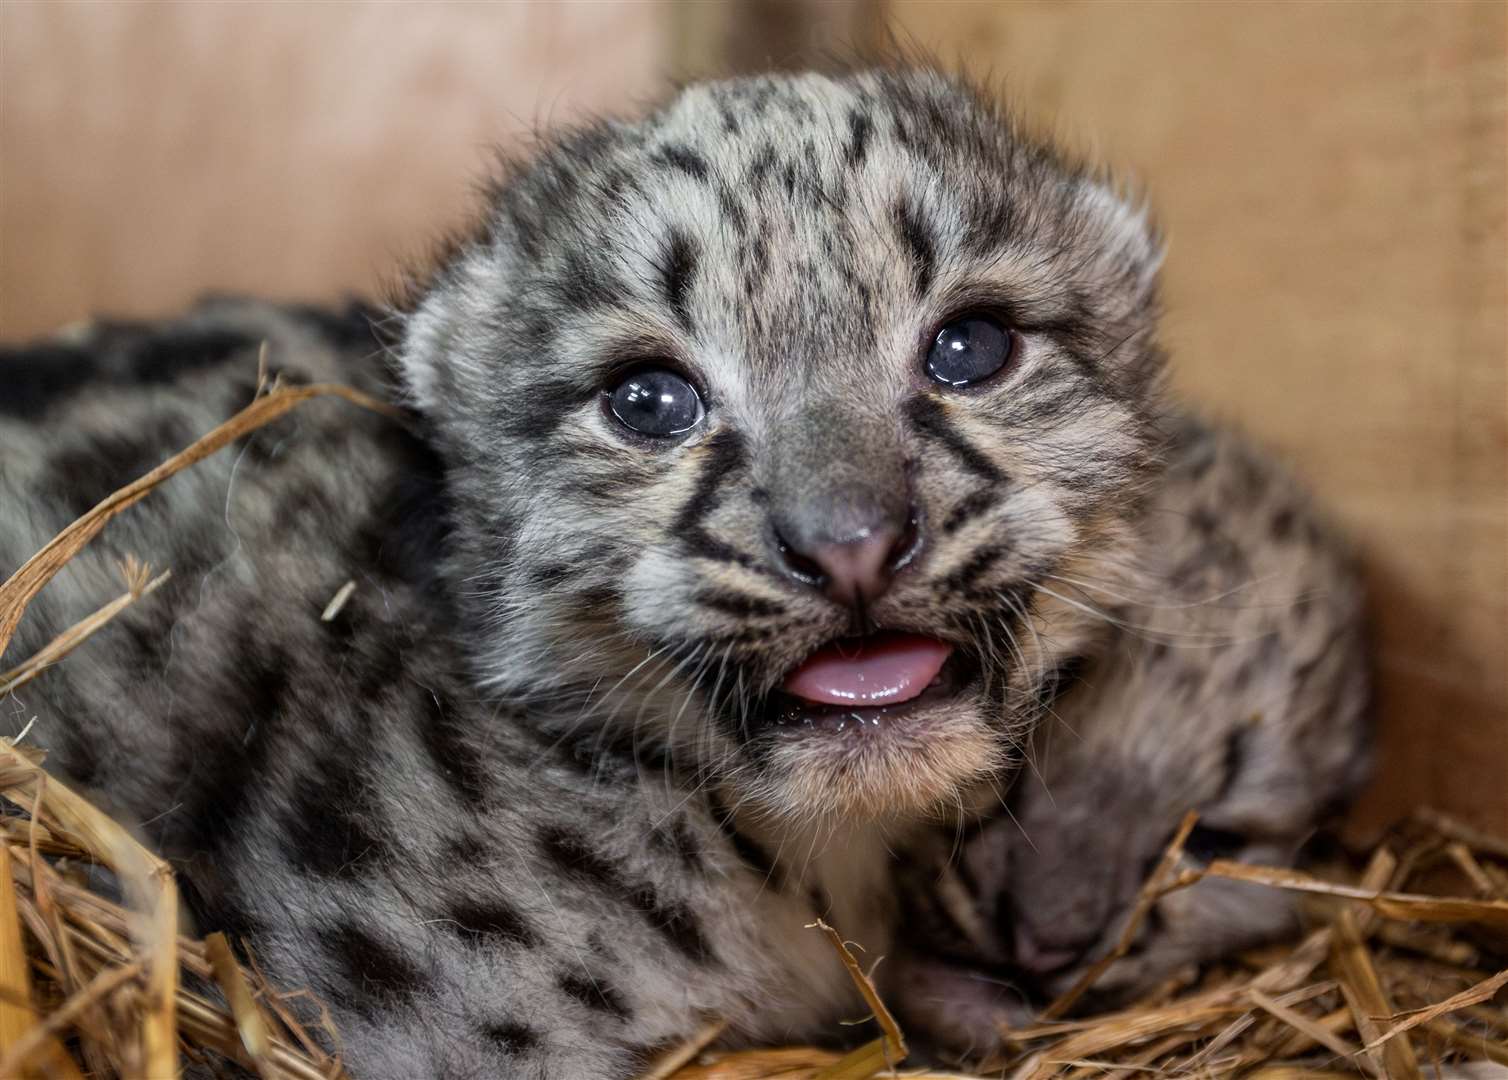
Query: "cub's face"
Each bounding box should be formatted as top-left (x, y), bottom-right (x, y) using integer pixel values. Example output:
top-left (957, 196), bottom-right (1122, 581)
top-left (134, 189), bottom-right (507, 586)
top-left (400, 69), bottom-right (1165, 824)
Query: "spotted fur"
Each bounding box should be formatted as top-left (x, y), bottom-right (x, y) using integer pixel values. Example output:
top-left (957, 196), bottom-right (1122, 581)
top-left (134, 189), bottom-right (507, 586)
top-left (0, 68), bottom-right (1236, 1076)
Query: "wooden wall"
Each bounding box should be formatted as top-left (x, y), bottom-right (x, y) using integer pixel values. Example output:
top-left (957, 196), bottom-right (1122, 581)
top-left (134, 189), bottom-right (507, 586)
top-left (0, 2), bottom-right (666, 336)
top-left (885, 0), bottom-right (1507, 836)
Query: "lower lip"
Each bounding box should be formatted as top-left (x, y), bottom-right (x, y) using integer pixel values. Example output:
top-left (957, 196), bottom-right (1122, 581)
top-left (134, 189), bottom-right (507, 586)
top-left (756, 651), bottom-right (979, 736)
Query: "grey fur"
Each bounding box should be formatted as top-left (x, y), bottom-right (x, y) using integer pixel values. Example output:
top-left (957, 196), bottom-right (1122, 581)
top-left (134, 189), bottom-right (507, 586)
top-left (0, 68), bottom-right (1363, 1076)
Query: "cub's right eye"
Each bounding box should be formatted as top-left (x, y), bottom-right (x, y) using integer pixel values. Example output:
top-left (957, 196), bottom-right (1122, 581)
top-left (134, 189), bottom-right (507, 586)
top-left (606, 368), bottom-right (704, 438)
top-left (925, 313), bottom-right (1017, 388)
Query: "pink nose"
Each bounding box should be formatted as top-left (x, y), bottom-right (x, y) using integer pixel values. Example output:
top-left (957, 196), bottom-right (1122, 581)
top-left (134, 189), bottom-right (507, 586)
top-left (807, 526), bottom-right (906, 606)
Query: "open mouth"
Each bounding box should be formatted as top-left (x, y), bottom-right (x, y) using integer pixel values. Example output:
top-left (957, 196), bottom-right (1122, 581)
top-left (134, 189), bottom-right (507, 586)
top-left (759, 631), bottom-right (980, 735)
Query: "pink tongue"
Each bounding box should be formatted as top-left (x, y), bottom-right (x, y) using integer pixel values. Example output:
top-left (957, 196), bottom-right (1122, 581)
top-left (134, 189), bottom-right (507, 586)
top-left (782, 633), bottom-right (954, 707)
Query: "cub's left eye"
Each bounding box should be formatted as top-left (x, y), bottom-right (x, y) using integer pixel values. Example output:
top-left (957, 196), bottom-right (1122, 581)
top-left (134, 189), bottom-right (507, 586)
top-left (926, 314), bottom-right (1017, 388)
top-left (606, 368), bottom-right (704, 438)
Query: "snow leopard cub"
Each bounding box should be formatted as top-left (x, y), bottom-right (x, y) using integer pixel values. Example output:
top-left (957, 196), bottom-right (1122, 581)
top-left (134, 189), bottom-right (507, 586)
top-left (6, 68), bottom-right (1168, 1076)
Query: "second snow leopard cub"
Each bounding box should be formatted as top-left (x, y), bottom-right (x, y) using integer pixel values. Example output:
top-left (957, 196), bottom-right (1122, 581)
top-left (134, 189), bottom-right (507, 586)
top-left (0, 68), bottom-right (1366, 1075)
top-left (892, 418), bottom-right (1371, 1059)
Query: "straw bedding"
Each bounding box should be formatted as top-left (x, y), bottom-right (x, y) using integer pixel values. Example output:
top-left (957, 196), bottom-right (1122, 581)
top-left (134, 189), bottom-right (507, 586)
top-left (1, 372), bottom-right (1504, 1079)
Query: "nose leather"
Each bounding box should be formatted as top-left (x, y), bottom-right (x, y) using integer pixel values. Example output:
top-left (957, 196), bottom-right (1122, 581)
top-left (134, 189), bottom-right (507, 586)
top-left (765, 402), bottom-right (916, 607)
top-left (806, 526), bottom-right (903, 607)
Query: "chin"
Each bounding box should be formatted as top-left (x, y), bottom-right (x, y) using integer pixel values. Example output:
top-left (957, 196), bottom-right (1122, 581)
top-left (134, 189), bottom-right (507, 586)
top-left (745, 671), bottom-right (1017, 822)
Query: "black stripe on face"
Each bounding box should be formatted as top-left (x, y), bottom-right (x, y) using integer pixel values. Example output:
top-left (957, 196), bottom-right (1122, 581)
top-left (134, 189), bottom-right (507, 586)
top-left (905, 395), bottom-right (1007, 485)
top-left (695, 590), bottom-right (787, 619)
top-left (672, 430), bottom-right (756, 568)
top-left (940, 544), bottom-right (1008, 595)
top-left (660, 228), bottom-right (699, 333)
top-left (941, 490), bottom-right (998, 535)
top-left (895, 197), bottom-right (935, 297)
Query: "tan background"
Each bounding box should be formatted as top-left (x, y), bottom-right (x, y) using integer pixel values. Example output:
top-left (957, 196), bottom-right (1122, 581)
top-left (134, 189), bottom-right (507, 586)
top-left (2, 2), bottom-right (1504, 835)
top-left (0, 1), bottom-right (667, 333)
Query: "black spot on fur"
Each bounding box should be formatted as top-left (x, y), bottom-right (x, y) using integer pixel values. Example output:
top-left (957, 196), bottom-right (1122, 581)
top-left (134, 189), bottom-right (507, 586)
top-left (963, 190), bottom-right (1018, 255)
top-left (320, 923), bottom-right (429, 1013)
top-left (630, 885), bottom-right (718, 965)
top-left (905, 396), bottom-right (1006, 484)
top-left (2, 324), bottom-right (259, 418)
top-left (0, 341), bottom-right (95, 418)
top-left (414, 689), bottom-right (492, 810)
top-left (656, 144), bottom-right (710, 182)
top-left (650, 820), bottom-right (705, 874)
top-left (528, 563), bottom-right (574, 587)
top-left (44, 423), bottom-right (182, 516)
top-left (446, 897), bottom-right (538, 949)
top-left (746, 142), bottom-right (779, 187)
top-left (539, 826), bottom-right (627, 892)
top-left (480, 1019), bottom-right (539, 1054)
top-left (558, 972), bottom-right (631, 1020)
top-left (284, 748), bottom-right (391, 878)
top-left (445, 833), bottom-right (492, 867)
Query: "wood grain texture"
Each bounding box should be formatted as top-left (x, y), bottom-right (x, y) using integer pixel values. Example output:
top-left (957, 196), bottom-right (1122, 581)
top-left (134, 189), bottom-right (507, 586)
top-left (887, 0), bottom-right (1507, 836)
top-left (0, 2), bottom-right (666, 337)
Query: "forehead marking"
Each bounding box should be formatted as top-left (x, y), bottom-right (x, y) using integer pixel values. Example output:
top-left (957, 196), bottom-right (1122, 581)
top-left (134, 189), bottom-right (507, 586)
top-left (895, 196), bottom-right (936, 298)
top-left (659, 229), bottom-right (699, 334)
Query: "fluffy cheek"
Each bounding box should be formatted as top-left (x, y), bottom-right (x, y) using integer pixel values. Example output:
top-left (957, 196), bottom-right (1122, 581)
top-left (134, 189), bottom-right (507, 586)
top-left (741, 687), bottom-right (1017, 823)
top-left (620, 550), bottom-right (699, 638)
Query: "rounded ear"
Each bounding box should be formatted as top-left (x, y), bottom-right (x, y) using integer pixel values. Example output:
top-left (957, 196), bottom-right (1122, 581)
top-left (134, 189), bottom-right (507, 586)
top-left (393, 238), bottom-right (513, 417)
top-left (396, 290), bottom-right (456, 415)
top-left (1077, 175), bottom-right (1165, 306)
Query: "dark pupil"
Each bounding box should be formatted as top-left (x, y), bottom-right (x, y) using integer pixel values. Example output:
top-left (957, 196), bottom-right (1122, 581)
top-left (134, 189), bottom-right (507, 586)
top-left (1183, 825), bottom-right (1247, 864)
top-left (609, 370), bottom-right (700, 436)
top-left (926, 315), bottom-right (1012, 387)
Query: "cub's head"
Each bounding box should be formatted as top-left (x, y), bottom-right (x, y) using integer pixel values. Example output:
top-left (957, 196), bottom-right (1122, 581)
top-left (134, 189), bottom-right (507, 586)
top-left (398, 68), bottom-right (1166, 825)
